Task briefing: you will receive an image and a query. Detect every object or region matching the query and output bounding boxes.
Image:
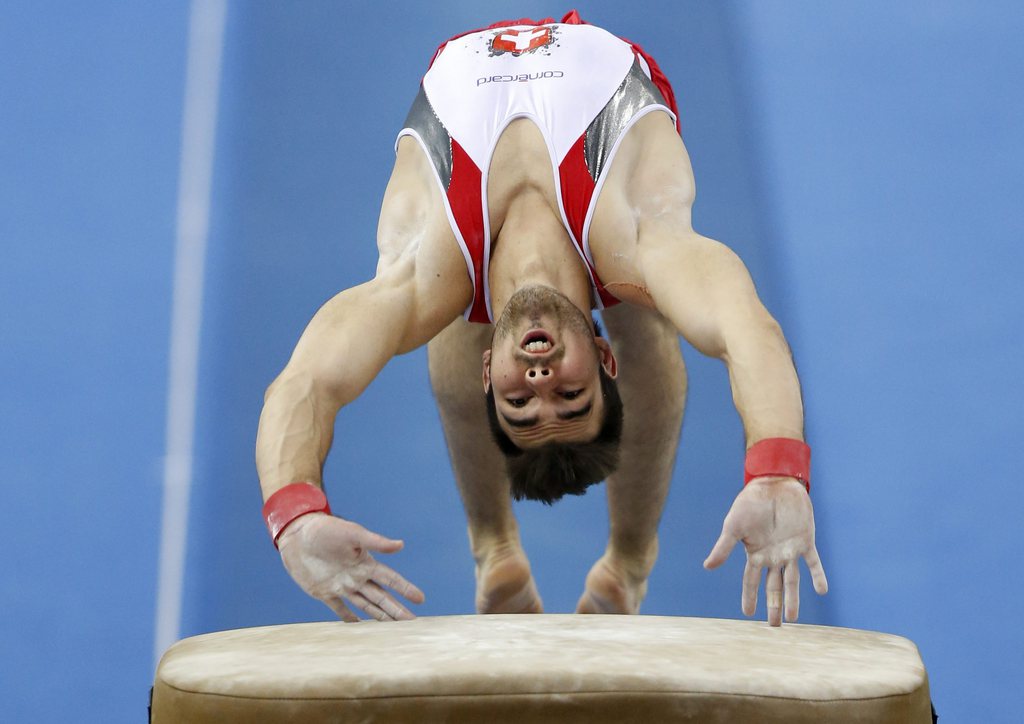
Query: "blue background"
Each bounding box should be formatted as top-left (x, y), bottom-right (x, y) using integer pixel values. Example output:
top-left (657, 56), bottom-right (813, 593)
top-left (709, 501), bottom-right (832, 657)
top-left (3, 2), bottom-right (1021, 722)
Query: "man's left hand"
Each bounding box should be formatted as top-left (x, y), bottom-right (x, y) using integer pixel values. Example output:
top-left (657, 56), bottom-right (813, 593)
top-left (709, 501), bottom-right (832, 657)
top-left (703, 476), bottom-right (828, 626)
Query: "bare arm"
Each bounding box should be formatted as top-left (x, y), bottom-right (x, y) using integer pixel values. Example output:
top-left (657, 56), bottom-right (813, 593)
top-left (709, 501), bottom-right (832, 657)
top-left (256, 269), bottom-right (457, 500)
top-left (257, 137), bottom-right (470, 502)
top-left (255, 249), bottom-right (469, 622)
top-left (594, 114), bottom-right (826, 625)
top-left (639, 228), bottom-right (803, 446)
top-left (634, 187), bottom-right (826, 627)
top-left (255, 139), bottom-right (471, 621)
top-left (593, 113), bottom-right (801, 448)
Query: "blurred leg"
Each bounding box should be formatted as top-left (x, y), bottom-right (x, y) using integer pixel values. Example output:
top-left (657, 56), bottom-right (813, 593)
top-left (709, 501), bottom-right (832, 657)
top-left (576, 303), bottom-right (686, 613)
top-left (428, 317), bottom-right (542, 614)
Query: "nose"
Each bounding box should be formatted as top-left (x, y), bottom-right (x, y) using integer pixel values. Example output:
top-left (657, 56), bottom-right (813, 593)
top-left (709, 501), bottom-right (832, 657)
top-left (525, 364), bottom-right (554, 388)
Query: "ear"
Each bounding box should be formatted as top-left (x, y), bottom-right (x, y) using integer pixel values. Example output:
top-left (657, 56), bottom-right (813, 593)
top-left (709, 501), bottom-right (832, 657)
top-left (481, 348), bottom-right (492, 392)
top-left (594, 337), bottom-right (618, 379)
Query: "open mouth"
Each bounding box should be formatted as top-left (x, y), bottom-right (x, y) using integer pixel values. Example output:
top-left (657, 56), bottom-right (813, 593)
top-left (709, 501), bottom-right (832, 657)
top-left (520, 329), bottom-right (554, 354)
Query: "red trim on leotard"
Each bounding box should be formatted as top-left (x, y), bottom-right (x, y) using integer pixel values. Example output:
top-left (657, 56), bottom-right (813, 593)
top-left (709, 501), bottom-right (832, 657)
top-left (446, 139), bottom-right (490, 323)
top-left (558, 136), bottom-right (619, 308)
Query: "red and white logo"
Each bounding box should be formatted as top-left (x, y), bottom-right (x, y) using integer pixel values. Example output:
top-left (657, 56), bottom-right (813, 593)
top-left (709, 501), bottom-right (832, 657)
top-left (490, 27), bottom-right (553, 56)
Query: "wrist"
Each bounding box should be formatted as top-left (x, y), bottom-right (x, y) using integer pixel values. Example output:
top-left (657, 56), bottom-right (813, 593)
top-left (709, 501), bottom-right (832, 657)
top-left (262, 482), bottom-right (332, 548)
top-left (744, 438), bottom-right (810, 492)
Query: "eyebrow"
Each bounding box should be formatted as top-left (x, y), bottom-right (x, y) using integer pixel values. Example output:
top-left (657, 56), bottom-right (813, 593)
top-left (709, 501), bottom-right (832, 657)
top-left (500, 400), bottom-right (593, 429)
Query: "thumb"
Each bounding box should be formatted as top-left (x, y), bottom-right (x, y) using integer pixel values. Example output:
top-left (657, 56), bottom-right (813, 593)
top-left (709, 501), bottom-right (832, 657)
top-left (703, 531), bottom-right (738, 569)
top-left (357, 528), bottom-right (404, 554)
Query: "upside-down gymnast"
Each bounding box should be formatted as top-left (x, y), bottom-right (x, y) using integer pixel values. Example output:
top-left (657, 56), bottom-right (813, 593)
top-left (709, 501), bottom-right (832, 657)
top-left (256, 10), bottom-right (828, 627)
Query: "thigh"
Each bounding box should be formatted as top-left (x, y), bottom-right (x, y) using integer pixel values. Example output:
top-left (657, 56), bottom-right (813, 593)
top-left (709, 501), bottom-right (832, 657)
top-left (428, 318), bottom-right (517, 531)
top-left (597, 303), bottom-right (685, 563)
top-left (600, 303), bottom-right (686, 465)
top-left (428, 317), bottom-right (492, 411)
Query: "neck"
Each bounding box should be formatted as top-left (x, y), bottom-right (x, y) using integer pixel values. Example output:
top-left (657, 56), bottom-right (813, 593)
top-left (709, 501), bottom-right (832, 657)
top-left (488, 193), bottom-right (593, 318)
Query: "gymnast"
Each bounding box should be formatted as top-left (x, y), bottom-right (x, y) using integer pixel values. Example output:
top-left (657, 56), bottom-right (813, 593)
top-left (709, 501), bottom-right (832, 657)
top-left (255, 11), bottom-right (828, 628)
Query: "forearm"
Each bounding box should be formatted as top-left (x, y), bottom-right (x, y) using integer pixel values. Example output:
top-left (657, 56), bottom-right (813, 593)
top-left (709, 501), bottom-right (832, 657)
top-left (256, 370), bottom-right (340, 501)
top-left (255, 281), bottom-right (412, 502)
top-left (720, 311), bottom-right (804, 447)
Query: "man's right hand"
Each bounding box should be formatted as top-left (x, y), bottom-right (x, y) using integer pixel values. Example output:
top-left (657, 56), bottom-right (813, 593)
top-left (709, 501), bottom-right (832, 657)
top-left (276, 512), bottom-right (425, 621)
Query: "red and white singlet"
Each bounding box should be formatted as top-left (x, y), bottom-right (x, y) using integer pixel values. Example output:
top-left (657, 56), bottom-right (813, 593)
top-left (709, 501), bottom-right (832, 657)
top-left (396, 11), bottom-right (679, 323)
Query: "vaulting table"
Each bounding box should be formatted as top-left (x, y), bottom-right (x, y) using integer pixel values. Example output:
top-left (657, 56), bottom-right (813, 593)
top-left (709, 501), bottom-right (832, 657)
top-left (152, 614), bottom-right (931, 722)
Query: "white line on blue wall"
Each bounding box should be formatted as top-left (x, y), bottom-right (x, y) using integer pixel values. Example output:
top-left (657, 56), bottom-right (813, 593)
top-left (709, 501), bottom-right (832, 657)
top-left (154, 0), bottom-right (228, 672)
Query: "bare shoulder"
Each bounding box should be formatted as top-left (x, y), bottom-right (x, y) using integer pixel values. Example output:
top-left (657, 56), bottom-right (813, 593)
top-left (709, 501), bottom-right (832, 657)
top-left (373, 137), bottom-right (473, 350)
top-left (588, 112), bottom-right (698, 306)
top-left (378, 138), bottom-right (459, 265)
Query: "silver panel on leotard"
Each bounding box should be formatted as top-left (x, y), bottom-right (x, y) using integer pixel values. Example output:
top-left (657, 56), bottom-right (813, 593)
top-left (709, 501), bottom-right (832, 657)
top-left (584, 58), bottom-right (669, 181)
top-left (401, 85), bottom-right (453, 189)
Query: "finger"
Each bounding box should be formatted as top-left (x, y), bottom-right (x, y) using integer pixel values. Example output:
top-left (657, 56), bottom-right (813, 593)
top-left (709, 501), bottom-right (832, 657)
top-left (349, 591), bottom-right (390, 622)
top-left (766, 567), bottom-right (783, 627)
top-left (804, 547), bottom-right (829, 595)
top-left (358, 529), bottom-right (405, 554)
top-left (325, 596), bottom-right (360, 623)
top-left (784, 561), bottom-right (800, 623)
top-left (704, 531), bottom-right (738, 569)
top-left (364, 581), bottom-right (415, 621)
top-left (741, 560), bottom-right (761, 616)
top-left (371, 562), bottom-right (426, 604)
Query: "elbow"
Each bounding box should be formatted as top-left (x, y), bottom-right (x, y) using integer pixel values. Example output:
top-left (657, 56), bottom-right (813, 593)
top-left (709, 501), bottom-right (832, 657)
top-left (264, 374), bottom-right (283, 404)
top-left (263, 366), bottom-right (328, 408)
top-left (755, 308), bottom-right (787, 345)
top-left (758, 308), bottom-right (792, 355)
top-left (264, 366), bottom-right (306, 404)
top-left (720, 304), bottom-right (792, 363)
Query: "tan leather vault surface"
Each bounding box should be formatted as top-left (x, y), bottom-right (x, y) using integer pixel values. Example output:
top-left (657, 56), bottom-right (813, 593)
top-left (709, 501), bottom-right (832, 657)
top-left (152, 614), bottom-right (931, 723)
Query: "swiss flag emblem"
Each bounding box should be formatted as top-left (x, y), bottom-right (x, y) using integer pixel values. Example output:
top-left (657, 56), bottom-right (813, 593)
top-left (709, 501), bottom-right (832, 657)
top-left (490, 27), bottom-right (552, 55)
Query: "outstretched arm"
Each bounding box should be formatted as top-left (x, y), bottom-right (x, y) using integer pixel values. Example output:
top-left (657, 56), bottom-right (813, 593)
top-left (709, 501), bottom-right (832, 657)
top-left (641, 232), bottom-right (803, 442)
top-left (600, 114), bottom-right (827, 626)
top-left (257, 272), bottom-right (452, 498)
top-left (257, 264), bottom-right (465, 621)
top-left (640, 227), bottom-right (827, 626)
top-left (257, 138), bottom-right (472, 620)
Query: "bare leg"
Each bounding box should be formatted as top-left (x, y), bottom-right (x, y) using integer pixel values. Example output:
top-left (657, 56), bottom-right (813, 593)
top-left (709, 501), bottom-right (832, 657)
top-left (576, 303), bottom-right (686, 613)
top-left (428, 317), bottom-right (543, 614)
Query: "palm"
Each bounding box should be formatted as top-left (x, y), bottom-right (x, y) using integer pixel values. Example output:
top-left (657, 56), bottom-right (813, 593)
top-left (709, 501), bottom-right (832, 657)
top-left (278, 513), bottom-right (425, 622)
top-left (704, 477), bottom-right (828, 626)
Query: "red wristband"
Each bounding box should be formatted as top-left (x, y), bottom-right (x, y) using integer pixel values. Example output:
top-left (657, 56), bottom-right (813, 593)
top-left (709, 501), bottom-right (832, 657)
top-left (744, 438), bottom-right (811, 492)
top-left (262, 482), bottom-right (332, 548)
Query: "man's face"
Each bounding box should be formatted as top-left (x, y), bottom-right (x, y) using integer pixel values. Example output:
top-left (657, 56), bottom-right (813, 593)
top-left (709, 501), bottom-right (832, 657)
top-left (483, 286), bottom-right (616, 448)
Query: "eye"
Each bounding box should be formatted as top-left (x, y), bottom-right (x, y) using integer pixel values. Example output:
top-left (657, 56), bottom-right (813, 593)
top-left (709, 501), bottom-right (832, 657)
top-left (561, 389), bottom-right (582, 400)
top-left (507, 397), bottom-right (528, 408)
